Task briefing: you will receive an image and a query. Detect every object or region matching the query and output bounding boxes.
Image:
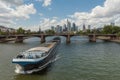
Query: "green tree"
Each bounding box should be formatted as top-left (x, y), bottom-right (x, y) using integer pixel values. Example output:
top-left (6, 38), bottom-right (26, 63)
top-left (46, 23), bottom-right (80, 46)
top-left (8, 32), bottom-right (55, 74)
top-left (17, 27), bottom-right (25, 34)
top-left (102, 25), bottom-right (113, 34)
top-left (112, 26), bottom-right (120, 34)
top-left (0, 29), bottom-right (2, 35)
top-left (102, 25), bottom-right (120, 34)
top-left (45, 30), bottom-right (55, 35)
top-left (26, 29), bottom-right (31, 35)
top-left (117, 32), bottom-right (120, 37)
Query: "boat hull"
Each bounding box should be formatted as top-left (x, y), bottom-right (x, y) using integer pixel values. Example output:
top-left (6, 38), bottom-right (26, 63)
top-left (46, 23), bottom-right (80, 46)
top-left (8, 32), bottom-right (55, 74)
top-left (14, 42), bottom-right (59, 74)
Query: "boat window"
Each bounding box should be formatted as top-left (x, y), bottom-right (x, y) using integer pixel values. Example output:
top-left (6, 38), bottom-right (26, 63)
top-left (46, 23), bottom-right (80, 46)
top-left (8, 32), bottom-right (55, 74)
top-left (41, 52), bottom-right (47, 57)
top-left (16, 54), bottom-right (24, 58)
top-left (27, 54), bottom-right (33, 59)
top-left (35, 55), bottom-right (40, 58)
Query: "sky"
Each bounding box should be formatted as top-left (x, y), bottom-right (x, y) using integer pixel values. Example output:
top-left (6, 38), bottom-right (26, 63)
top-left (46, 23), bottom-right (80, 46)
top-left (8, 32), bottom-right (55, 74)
top-left (0, 0), bottom-right (120, 31)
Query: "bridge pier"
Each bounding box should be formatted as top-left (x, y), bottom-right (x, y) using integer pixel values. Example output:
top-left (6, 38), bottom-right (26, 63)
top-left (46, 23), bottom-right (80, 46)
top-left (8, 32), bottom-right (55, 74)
top-left (110, 36), bottom-right (117, 40)
top-left (41, 34), bottom-right (46, 43)
top-left (15, 36), bottom-right (24, 43)
top-left (66, 34), bottom-right (71, 43)
top-left (89, 34), bottom-right (96, 42)
top-left (0, 38), bottom-right (5, 42)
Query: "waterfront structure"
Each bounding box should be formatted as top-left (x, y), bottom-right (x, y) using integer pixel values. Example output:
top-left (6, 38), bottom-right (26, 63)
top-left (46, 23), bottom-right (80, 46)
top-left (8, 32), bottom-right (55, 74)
top-left (0, 33), bottom-right (119, 43)
top-left (0, 25), bottom-right (16, 33)
top-left (0, 26), bottom-right (8, 32)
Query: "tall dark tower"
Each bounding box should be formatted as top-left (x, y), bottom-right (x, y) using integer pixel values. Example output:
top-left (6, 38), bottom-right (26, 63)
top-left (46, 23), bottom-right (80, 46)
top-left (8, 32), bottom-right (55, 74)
top-left (88, 25), bottom-right (91, 30)
top-left (38, 26), bottom-right (41, 33)
top-left (111, 22), bottom-right (115, 27)
top-left (67, 19), bottom-right (71, 32)
top-left (83, 24), bottom-right (86, 32)
top-left (72, 23), bottom-right (76, 31)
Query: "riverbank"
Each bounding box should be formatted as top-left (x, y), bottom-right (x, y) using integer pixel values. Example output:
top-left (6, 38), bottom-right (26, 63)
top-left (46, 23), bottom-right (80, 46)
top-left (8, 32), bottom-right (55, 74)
top-left (97, 36), bottom-right (120, 43)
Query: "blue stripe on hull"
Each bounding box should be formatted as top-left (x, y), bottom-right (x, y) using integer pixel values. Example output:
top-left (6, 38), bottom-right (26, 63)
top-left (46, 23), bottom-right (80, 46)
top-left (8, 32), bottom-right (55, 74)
top-left (12, 59), bottom-right (43, 66)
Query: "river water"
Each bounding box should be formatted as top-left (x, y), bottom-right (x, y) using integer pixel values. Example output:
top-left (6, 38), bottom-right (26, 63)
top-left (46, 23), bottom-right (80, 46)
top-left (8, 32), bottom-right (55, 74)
top-left (0, 36), bottom-right (120, 80)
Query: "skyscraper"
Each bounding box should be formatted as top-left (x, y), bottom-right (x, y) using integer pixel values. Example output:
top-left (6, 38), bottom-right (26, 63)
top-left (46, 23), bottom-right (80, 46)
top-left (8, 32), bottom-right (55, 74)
top-left (83, 24), bottom-right (86, 32)
top-left (63, 24), bottom-right (67, 31)
top-left (88, 25), bottom-right (91, 30)
top-left (55, 25), bottom-right (62, 33)
top-left (51, 26), bottom-right (55, 31)
top-left (72, 22), bottom-right (76, 31)
top-left (67, 19), bottom-right (71, 32)
top-left (38, 26), bottom-right (41, 33)
top-left (111, 22), bottom-right (115, 27)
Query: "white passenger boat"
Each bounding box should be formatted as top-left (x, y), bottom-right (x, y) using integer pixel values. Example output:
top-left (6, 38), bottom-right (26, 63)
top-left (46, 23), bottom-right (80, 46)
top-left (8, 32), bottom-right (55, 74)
top-left (12, 37), bottom-right (60, 74)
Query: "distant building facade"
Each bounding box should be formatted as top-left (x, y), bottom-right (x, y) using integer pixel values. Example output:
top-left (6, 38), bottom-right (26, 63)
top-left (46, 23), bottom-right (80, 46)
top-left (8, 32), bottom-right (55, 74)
top-left (0, 25), bottom-right (16, 33)
top-left (83, 24), bottom-right (86, 32)
top-left (67, 19), bottom-right (71, 32)
top-left (55, 25), bottom-right (62, 33)
top-left (88, 25), bottom-right (91, 30)
top-left (110, 22), bottom-right (115, 26)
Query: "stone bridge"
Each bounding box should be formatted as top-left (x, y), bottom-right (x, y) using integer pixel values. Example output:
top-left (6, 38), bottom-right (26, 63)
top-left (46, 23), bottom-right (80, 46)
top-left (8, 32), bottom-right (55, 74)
top-left (88, 34), bottom-right (118, 42)
top-left (0, 34), bottom-right (79, 43)
top-left (0, 34), bottom-right (118, 43)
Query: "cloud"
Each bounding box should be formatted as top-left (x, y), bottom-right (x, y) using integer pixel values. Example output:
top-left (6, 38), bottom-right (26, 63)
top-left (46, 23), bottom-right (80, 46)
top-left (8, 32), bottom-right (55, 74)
top-left (39, 13), bottom-right (44, 16)
top-left (11, 4), bottom-right (36, 19)
top-left (42, 0), bottom-right (52, 7)
top-left (36, 0), bottom-right (42, 2)
top-left (1, 0), bottom-right (23, 6)
top-left (36, 0), bottom-right (52, 7)
top-left (68, 0), bottom-right (120, 29)
top-left (36, 0), bottom-right (120, 31)
top-left (0, 0), bottom-right (36, 25)
top-left (39, 18), bottom-right (58, 30)
top-left (91, 0), bottom-right (120, 18)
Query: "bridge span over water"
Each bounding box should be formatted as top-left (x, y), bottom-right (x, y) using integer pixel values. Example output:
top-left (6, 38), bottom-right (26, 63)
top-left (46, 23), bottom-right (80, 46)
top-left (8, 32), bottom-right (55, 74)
top-left (0, 34), bottom-right (119, 43)
top-left (0, 34), bottom-right (80, 43)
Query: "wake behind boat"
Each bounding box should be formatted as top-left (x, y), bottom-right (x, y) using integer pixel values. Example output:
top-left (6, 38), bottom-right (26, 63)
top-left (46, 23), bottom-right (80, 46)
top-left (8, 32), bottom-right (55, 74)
top-left (12, 37), bottom-right (60, 74)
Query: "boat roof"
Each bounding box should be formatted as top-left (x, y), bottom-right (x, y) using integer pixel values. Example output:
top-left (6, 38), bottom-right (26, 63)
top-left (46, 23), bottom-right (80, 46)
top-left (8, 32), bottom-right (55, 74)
top-left (27, 42), bottom-right (56, 52)
top-left (27, 47), bottom-right (49, 52)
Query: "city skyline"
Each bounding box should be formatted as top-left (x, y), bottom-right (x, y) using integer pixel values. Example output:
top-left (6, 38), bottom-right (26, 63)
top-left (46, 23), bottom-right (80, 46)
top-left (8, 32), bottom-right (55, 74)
top-left (0, 0), bottom-right (120, 31)
top-left (50, 19), bottom-right (78, 33)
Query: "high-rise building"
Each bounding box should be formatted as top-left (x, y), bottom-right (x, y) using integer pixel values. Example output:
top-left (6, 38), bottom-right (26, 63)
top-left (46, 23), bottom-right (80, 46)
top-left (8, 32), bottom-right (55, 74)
top-left (67, 19), bottom-right (71, 32)
top-left (111, 22), bottom-right (115, 26)
top-left (83, 24), bottom-right (86, 32)
top-left (55, 25), bottom-right (62, 33)
top-left (63, 24), bottom-right (67, 31)
top-left (38, 26), bottom-right (41, 33)
top-left (88, 25), bottom-right (91, 30)
top-left (72, 23), bottom-right (76, 31)
top-left (51, 26), bottom-right (55, 31)
top-left (60, 26), bottom-right (62, 32)
top-left (76, 26), bottom-right (78, 31)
